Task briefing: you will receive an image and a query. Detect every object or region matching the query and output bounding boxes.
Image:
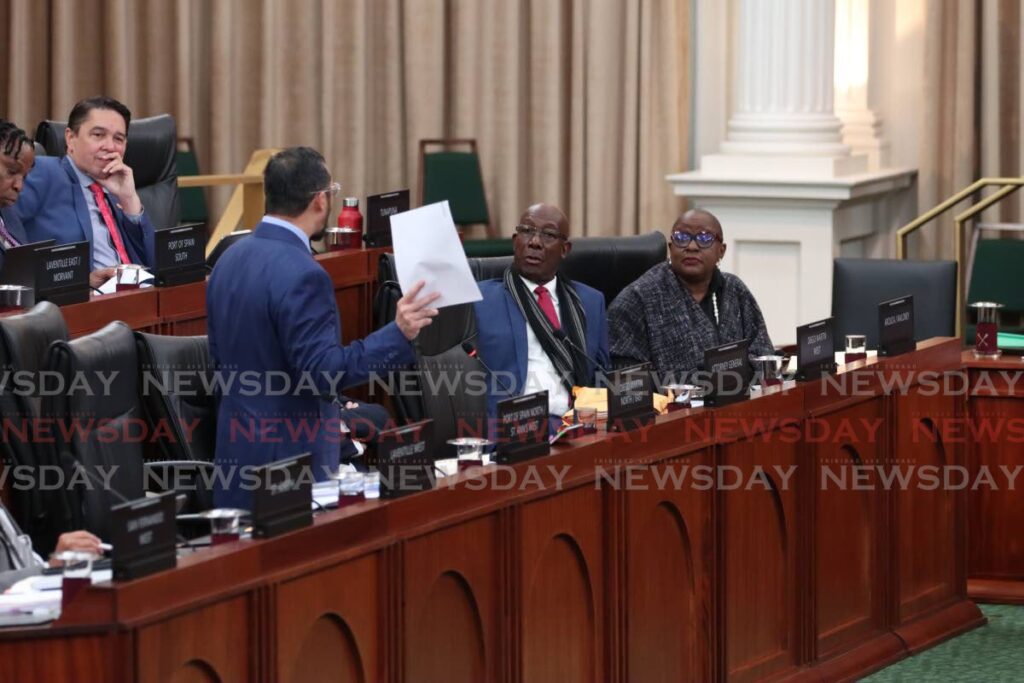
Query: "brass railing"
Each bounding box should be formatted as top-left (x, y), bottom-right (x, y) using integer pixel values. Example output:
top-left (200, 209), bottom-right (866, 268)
top-left (176, 148), bottom-right (279, 256)
top-left (895, 177), bottom-right (1024, 336)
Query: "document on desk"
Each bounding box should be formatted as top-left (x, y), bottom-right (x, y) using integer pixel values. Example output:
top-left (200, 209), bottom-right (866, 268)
top-left (390, 201), bottom-right (482, 308)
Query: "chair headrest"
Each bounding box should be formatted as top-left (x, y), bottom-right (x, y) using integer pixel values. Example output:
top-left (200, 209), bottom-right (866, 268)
top-left (0, 302), bottom-right (68, 374)
top-left (57, 321), bottom-right (139, 419)
top-left (35, 114), bottom-right (178, 187)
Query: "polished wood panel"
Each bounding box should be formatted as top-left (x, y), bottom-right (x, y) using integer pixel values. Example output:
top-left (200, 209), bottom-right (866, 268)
top-left (274, 554), bottom-right (380, 683)
top-left (62, 288), bottom-right (160, 338)
top-left (624, 448), bottom-right (715, 683)
top-left (964, 353), bottom-right (1024, 603)
top-left (135, 596), bottom-right (252, 683)
top-left (402, 516), bottom-right (499, 683)
top-left (520, 485), bottom-right (605, 683)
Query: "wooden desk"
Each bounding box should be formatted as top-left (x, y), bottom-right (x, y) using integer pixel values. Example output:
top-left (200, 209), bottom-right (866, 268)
top-left (963, 351), bottom-right (1024, 604)
top-left (0, 339), bottom-right (983, 683)
top-left (25, 248), bottom-right (385, 342)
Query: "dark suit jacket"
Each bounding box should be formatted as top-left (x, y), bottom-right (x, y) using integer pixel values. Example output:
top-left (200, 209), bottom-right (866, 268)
top-left (472, 277), bottom-right (610, 423)
top-left (206, 221), bottom-right (414, 509)
top-left (0, 206), bottom-right (30, 272)
top-left (14, 156), bottom-right (155, 268)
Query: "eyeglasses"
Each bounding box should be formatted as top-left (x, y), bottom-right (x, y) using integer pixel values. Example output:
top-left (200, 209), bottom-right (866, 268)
top-left (311, 181), bottom-right (342, 198)
top-left (515, 224), bottom-right (566, 246)
top-left (670, 230), bottom-right (721, 250)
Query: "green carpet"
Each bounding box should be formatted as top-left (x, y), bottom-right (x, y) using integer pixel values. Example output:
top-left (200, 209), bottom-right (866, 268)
top-left (863, 604), bottom-right (1024, 682)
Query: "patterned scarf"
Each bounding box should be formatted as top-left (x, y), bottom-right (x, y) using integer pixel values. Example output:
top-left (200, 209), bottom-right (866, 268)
top-left (503, 267), bottom-right (590, 390)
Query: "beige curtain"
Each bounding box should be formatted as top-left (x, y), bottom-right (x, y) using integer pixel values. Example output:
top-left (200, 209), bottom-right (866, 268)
top-left (0, 0), bottom-right (690, 238)
top-left (915, 0), bottom-right (979, 260)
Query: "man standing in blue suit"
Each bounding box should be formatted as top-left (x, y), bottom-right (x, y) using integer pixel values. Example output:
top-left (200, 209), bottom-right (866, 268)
top-left (473, 203), bottom-right (609, 427)
top-left (15, 96), bottom-right (154, 286)
top-left (206, 146), bottom-right (439, 509)
top-left (0, 119), bottom-right (34, 268)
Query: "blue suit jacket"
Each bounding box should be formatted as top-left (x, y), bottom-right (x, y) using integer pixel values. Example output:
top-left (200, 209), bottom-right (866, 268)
top-left (206, 221), bottom-right (415, 509)
top-left (0, 206), bottom-right (29, 272)
top-left (14, 156), bottom-right (155, 268)
top-left (472, 278), bottom-right (610, 424)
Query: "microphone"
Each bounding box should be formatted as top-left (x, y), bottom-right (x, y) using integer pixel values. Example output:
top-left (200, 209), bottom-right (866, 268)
top-left (552, 329), bottom-right (610, 384)
top-left (460, 341), bottom-right (515, 396)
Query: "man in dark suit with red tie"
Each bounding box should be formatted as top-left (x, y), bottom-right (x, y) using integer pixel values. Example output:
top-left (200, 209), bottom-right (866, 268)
top-left (14, 96), bottom-right (154, 288)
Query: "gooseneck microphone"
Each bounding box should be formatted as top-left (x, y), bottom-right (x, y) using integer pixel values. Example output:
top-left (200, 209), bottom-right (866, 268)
top-left (461, 341), bottom-right (516, 396)
top-left (552, 329), bottom-right (610, 384)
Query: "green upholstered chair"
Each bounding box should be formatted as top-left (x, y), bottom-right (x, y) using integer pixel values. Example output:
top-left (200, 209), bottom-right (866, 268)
top-left (965, 237), bottom-right (1024, 343)
top-left (418, 139), bottom-right (495, 238)
top-left (176, 137), bottom-right (209, 227)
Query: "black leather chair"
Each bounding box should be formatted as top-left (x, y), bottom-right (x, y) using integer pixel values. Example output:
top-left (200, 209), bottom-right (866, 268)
top-left (35, 114), bottom-right (181, 230)
top-left (206, 230), bottom-right (253, 270)
top-left (0, 303), bottom-right (72, 554)
top-left (411, 305), bottom-right (489, 452)
top-left (831, 258), bottom-right (958, 350)
top-left (44, 322), bottom-right (146, 539)
top-left (135, 333), bottom-right (217, 512)
top-left (374, 231), bottom-right (667, 329)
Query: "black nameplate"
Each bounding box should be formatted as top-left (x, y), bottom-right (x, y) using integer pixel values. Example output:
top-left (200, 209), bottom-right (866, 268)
top-left (0, 239), bottom-right (55, 288)
top-left (796, 317), bottom-right (837, 381)
top-left (379, 420), bottom-right (435, 499)
top-left (496, 391), bottom-right (550, 464)
top-left (878, 295), bottom-right (915, 357)
top-left (154, 224), bottom-right (206, 286)
top-left (365, 189), bottom-right (410, 247)
top-left (110, 492), bottom-right (177, 581)
top-left (34, 241), bottom-right (89, 305)
top-left (607, 363), bottom-right (656, 432)
top-left (701, 339), bottom-right (753, 407)
top-left (251, 453), bottom-right (313, 538)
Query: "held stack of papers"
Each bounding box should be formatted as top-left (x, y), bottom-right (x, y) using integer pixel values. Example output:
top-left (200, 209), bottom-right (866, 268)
top-left (390, 201), bottom-right (482, 308)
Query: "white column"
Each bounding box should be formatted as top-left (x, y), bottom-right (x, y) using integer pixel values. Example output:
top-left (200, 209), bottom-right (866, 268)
top-left (834, 0), bottom-right (889, 170)
top-left (701, 0), bottom-right (867, 178)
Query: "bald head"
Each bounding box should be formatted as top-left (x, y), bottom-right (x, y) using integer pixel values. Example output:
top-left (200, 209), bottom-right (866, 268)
top-left (674, 208), bottom-right (722, 239)
top-left (513, 202), bottom-right (572, 284)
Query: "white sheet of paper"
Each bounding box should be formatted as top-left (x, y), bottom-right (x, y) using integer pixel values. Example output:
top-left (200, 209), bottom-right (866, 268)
top-left (97, 268), bottom-right (156, 295)
top-left (390, 201), bottom-right (482, 308)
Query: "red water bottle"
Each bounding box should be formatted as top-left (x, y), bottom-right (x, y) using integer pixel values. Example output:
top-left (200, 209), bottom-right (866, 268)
top-left (336, 197), bottom-right (363, 250)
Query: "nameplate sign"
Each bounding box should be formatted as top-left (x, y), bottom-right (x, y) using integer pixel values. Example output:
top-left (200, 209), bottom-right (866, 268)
top-left (701, 339), bottom-right (753, 407)
top-left (251, 453), bottom-right (313, 538)
top-left (154, 224), bottom-right (206, 286)
top-left (110, 492), bottom-right (177, 581)
top-left (796, 317), bottom-right (837, 381)
top-left (496, 391), bottom-right (550, 464)
top-left (365, 189), bottom-right (410, 247)
top-left (379, 420), bottom-right (435, 499)
top-left (34, 241), bottom-right (89, 305)
top-left (878, 295), bottom-right (915, 357)
top-left (607, 364), bottom-right (656, 432)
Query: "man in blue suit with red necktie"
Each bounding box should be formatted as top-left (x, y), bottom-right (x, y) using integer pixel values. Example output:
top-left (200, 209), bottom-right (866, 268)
top-left (14, 96), bottom-right (154, 288)
top-left (473, 203), bottom-right (609, 430)
top-left (206, 146), bottom-right (439, 509)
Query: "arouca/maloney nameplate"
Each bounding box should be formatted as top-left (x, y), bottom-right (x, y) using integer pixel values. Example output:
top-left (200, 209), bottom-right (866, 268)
top-left (35, 241), bottom-right (90, 305)
top-left (251, 452), bottom-right (313, 538)
top-left (796, 317), bottom-right (837, 381)
top-left (496, 390), bottom-right (550, 464)
top-left (154, 224), bottom-right (206, 286)
top-left (379, 420), bottom-right (435, 499)
top-left (878, 295), bottom-right (915, 357)
top-left (110, 491), bottom-right (177, 581)
top-left (607, 363), bottom-right (656, 432)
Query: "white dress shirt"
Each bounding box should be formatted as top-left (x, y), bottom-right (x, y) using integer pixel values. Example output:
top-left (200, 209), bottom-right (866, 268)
top-left (519, 275), bottom-right (571, 417)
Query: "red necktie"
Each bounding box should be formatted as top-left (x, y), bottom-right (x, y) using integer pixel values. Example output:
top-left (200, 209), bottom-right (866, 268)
top-left (88, 182), bottom-right (131, 265)
top-left (534, 285), bottom-right (560, 330)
